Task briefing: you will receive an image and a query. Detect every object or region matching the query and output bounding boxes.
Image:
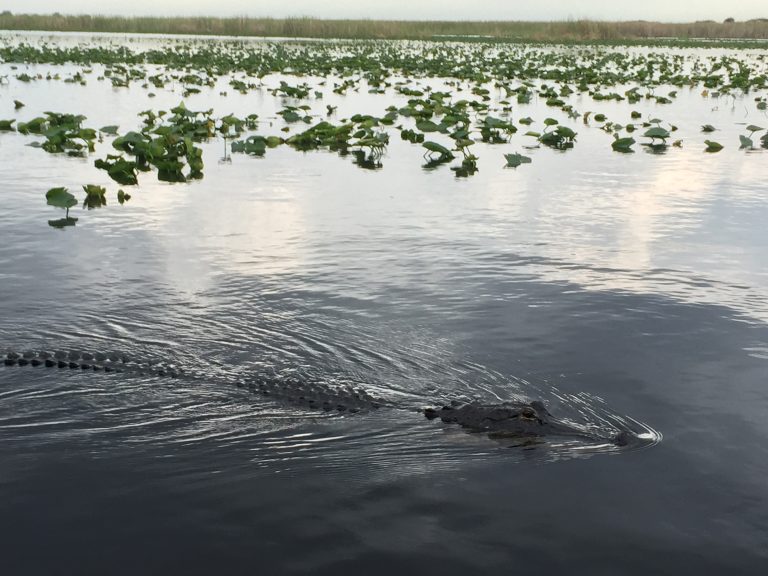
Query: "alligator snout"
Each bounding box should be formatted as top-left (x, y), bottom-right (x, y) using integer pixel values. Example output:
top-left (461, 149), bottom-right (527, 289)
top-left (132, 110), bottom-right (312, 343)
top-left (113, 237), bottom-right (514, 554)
top-left (424, 400), bottom-right (635, 447)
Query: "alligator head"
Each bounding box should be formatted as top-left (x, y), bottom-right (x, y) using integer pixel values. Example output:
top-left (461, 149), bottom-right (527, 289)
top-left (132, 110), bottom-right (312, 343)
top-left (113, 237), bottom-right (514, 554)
top-left (424, 400), bottom-right (634, 446)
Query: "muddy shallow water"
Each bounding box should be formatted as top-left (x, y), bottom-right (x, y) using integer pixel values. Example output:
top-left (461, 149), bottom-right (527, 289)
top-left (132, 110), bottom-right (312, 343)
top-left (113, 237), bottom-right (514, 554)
top-left (1, 33), bottom-right (767, 575)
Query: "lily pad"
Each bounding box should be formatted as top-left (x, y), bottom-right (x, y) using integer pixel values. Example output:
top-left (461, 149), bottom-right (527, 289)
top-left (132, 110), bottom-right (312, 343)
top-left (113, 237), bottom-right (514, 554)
top-left (232, 135), bottom-right (269, 156)
top-left (422, 141), bottom-right (453, 158)
top-left (95, 156), bottom-right (138, 185)
top-left (612, 137), bottom-right (636, 153)
top-left (83, 184), bottom-right (107, 197)
top-left (503, 153), bottom-right (532, 168)
top-left (117, 189), bottom-right (132, 204)
top-left (704, 140), bottom-right (723, 152)
top-left (644, 127), bottom-right (670, 140)
top-left (416, 120), bottom-right (445, 134)
top-left (46, 187), bottom-right (77, 209)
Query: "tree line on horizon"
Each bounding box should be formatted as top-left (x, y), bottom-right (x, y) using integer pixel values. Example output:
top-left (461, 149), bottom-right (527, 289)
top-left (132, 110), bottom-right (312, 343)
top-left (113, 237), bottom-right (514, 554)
top-left (1, 12), bottom-right (768, 41)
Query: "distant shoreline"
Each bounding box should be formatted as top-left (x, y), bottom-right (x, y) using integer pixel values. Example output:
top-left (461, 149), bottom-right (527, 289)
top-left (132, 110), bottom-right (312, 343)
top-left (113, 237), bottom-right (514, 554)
top-left (1, 13), bottom-right (768, 44)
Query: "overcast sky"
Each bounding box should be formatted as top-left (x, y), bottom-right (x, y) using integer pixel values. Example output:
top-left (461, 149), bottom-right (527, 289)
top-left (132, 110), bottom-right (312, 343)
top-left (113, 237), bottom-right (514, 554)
top-left (2, 0), bottom-right (766, 22)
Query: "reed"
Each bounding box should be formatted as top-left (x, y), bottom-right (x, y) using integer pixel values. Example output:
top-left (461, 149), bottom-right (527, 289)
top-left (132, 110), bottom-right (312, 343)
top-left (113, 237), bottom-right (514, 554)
top-left (1, 13), bottom-right (768, 42)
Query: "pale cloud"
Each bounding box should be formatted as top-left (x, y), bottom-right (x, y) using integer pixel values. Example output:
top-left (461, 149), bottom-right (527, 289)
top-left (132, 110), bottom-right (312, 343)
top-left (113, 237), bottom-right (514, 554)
top-left (2, 0), bottom-right (765, 22)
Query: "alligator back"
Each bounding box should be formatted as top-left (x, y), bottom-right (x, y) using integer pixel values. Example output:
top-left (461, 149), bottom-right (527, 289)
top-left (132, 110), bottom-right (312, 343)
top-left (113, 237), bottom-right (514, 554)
top-left (3, 350), bottom-right (387, 414)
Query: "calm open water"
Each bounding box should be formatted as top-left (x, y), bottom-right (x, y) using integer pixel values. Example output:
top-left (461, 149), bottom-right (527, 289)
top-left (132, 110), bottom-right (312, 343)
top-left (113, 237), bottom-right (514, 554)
top-left (1, 33), bottom-right (767, 574)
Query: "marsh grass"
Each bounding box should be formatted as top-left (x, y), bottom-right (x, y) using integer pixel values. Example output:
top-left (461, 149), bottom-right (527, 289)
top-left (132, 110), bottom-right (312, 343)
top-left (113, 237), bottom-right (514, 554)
top-left (2, 13), bottom-right (768, 43)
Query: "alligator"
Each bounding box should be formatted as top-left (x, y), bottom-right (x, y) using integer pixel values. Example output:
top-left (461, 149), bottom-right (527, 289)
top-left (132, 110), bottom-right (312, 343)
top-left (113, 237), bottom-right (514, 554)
top-left (3, 350), bottom-right (640, 447)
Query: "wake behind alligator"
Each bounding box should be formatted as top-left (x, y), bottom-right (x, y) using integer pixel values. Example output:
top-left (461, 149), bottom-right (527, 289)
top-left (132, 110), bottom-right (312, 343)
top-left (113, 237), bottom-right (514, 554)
top-left (2, 349), bottom-right (659, 450)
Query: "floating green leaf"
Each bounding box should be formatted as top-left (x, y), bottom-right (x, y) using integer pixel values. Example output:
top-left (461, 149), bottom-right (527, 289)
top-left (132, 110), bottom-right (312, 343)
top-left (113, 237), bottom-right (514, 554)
top-left (117, 189), bottom-right (131, 204)
top-left (232, 135), bottom-right (268, 156)
top-left (644, 127), bottom-right (670, 141)
top-left (422, 140), bottom-right (454, 162)
top-left (17, 117), bottom-right (48, 135)
top-left (83, 184), bottom-right (106, 197)
top-left (704, 140), bottom-right (723, 152)
top-left (612, 137), bottom-right (636, 153)
top-left (503, 153), bottom-right (532, 168)
top-left (46, 187), bottom-right (77, 209)
top-left (539, 125), bottom-right (577, 149)
top-left (95, 155), bottom-right (138, 185)
top-left (81, 185), bottom-right (107, 210)
top-left (400, 128), bottom-right (425, 144)
top-left (478, 116), bottom-right (516, 143)
top-left (416, 119), bottom-right (444, 133)
top-left (451, 155), bottom-right (479, 177)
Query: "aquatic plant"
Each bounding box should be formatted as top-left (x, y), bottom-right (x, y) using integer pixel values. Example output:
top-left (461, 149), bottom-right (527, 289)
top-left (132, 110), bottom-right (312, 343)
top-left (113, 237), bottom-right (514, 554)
top-left (117, 189), bottom-right (131, 204)
top-left (704, 140), bottom-right (724, 152)
top-left (739, 125), bottom-right (764, 149)
top-left (611, 136), bottom-right (636, 153)
top-left (45, 187), bottom-right (78, 228)
top-left (232, 135), bottom-right (282, 156)
top-left (101, 104), bottom-right (209, 182)
top-left (503, 153), bottom-right (532, 167)
top-left (0, 34), bottom-right (763, 228)
top-left (82, 184), bottom-right (107, 209)
top-left (643, 126), bottom-right (671, 143)
top-left (14, 112), bottom-right (97, 156)
top-left (538, 119), bottom-right (577, 150)
top-left (478, 116), bottom-right (517, 143)
top-left (94, 156), bottom-right (139, 185)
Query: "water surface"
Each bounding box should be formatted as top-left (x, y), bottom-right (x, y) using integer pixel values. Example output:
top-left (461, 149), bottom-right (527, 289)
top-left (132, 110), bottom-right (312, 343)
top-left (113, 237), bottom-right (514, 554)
top-left (1, 33), bottom-right (767, 575)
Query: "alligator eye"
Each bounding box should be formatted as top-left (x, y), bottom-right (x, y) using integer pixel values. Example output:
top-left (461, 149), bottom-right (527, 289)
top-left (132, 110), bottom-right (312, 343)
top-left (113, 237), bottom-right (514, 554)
top-left (521, 407), bottom-right (536, 419)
